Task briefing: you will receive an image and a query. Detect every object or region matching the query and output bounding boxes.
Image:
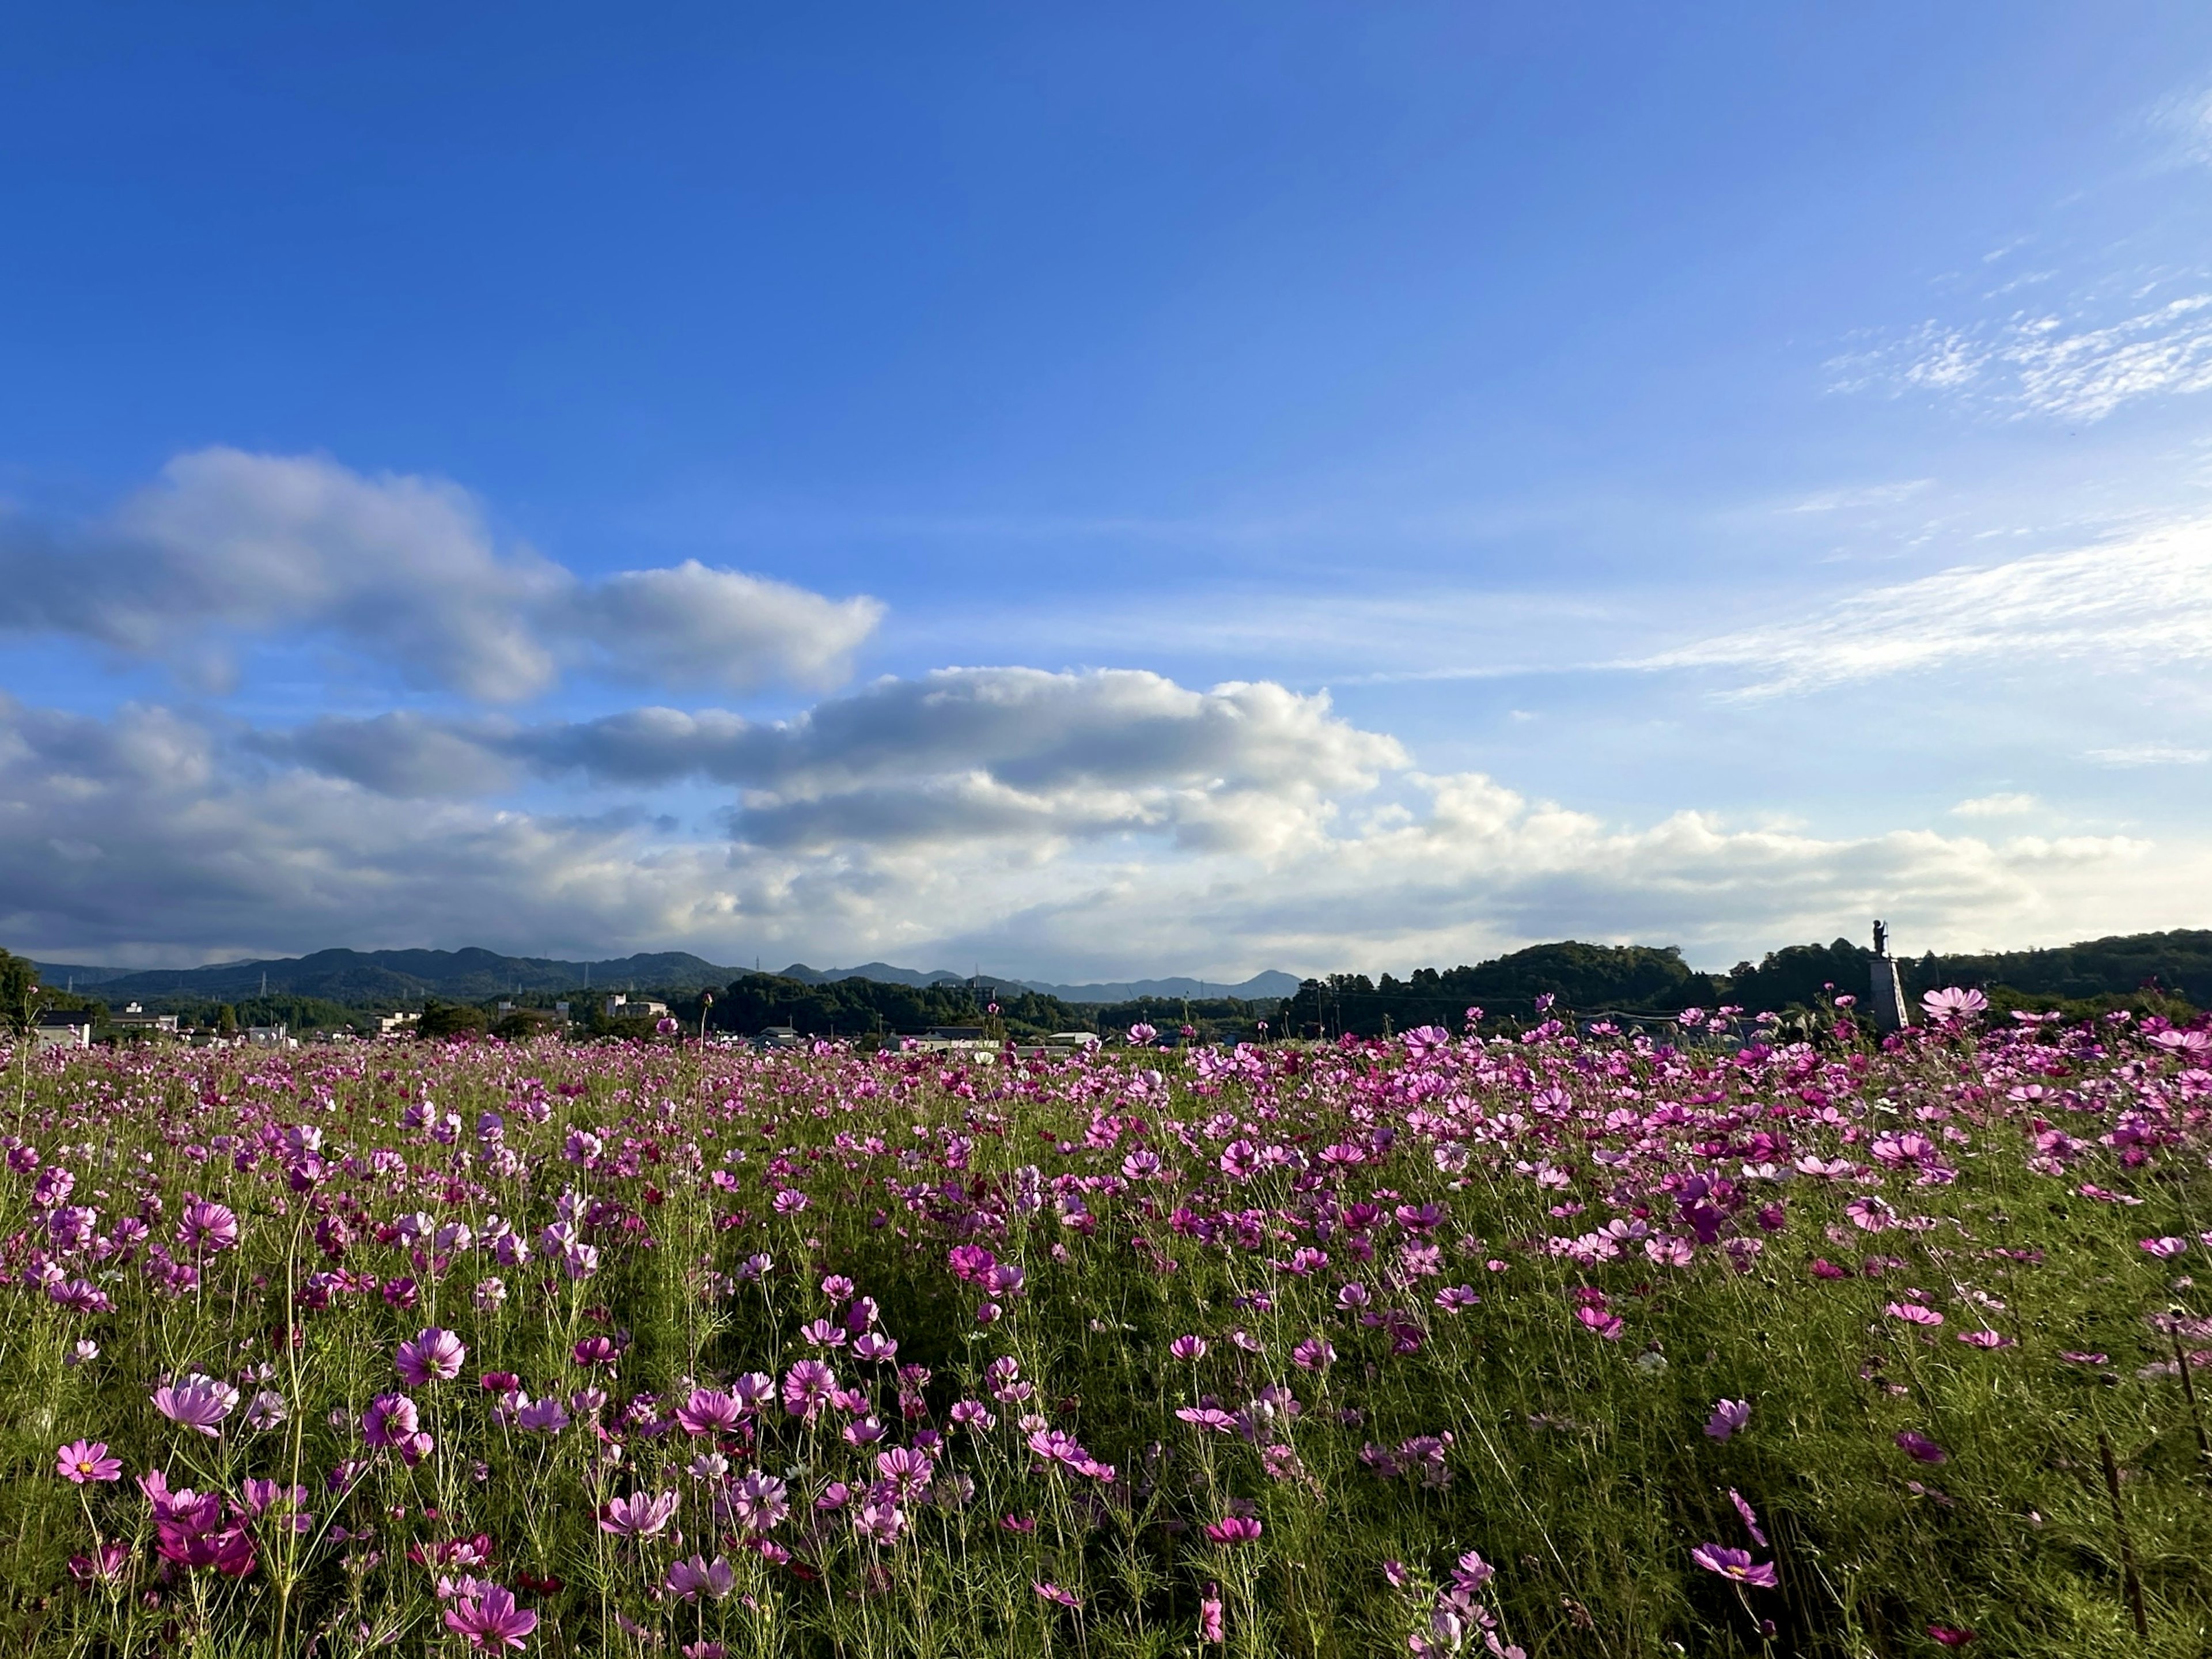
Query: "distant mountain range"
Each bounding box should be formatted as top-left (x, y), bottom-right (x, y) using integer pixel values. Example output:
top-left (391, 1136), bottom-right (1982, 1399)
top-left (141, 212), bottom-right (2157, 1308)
top-left (776, 962), bottom-right (1299, 1002)
top-left (28, 946), bottom-right (1297, 1008)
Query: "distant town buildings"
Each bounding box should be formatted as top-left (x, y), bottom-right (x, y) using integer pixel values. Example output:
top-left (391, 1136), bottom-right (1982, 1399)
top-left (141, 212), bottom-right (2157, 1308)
top-left (604, 994), bottom-right (669, 1019)
top-left (109, 1001), bottom-right (180, 1036)
top-left (33, 1009), bottom-right (93, 1050)
top-left (377, 1012), bottom-right (421, 1037)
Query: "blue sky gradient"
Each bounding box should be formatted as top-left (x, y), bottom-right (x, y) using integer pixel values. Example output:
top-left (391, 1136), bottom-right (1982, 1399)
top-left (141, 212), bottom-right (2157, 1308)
top-left (3, 3), bottom-right (2210, 974)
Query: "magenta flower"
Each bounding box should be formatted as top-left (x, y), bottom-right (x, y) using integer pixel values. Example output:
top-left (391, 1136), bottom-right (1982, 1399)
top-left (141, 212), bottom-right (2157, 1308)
top-left (677, 1388), bottom-right (744, 1436)
top-left (175, 1199), bottom-right (240, 1256)
top-left (363, 1391), bottom-right (421, 1448)
top-left (1203, 1515), bottom-right (1263, 1545)
top-left (56, 1439), bottom-right (122, 1483)
top-left (1956, 1330), bottom-right (2014, 1350)
top-left (1169, 1334), bottom-right (1209, 1362)
top-left (1884, 1302), bottom-right (1944, 1327)
top-left (2139, 1236), bottom-right (2188, 1260)
top-left (1704, 1398), bottom-right (1751, 1441)
top-left (151, 1374), bottom-right (239, 1437)
top-left (517, 1396), bottom-right (570, 1433)
top-left (1199, 1586), bottom-right (1225, 1642)
top-left (1893, 1430), bottom-right (1949, 1464)
top-left (396, 1327), bottom-right (467, 1387)
top-left (1691, 1544), bottom-right (1777, 1588)
top-left (67, 1541), bottom-right (130, 1584)
top-left (443, 1584), bottom-right (540, 1650)
top-left (1919, 986), bottom-right (1988, 1022)
top-left (733, 1471), bottom-right (790, 1533)
top-left (1292, 1336), bottom-right (1337, 1371)
top-left (1728, 1488), bottom-right (1767, 1547)
top-left (599, 1490), bottom-right (679, 1537)
top-left (783, 1359), bottom-right (837, 1419)
top-left (1033, 1581), bottom-right (1082, 1608)
top-left (666, 1554), bottom-right (737, 1601)
top-left (1128, 1022), bottom-right (1158, 1045)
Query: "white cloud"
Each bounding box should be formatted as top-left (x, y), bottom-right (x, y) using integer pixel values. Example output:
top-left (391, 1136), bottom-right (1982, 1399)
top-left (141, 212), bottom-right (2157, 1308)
top-left (1830, 296), bottom-right (2212, 423)
top-left (1641, 515), bottom-right (2212, 695)
top-left (2085, 741), bottom-right (2210, 767)
top-left (1, 690), bottom-right (2200, 976)
top-left (0, 449), bottom-right (881, 700)
top-left (1785, 479), bottom-right (1936, 514)
top-left (1950, 792), bottom-right (2038, 817)
top-left (250, 668), bottom-right (1410, 856)
top-left (554, 560), bottom-right (882, 694)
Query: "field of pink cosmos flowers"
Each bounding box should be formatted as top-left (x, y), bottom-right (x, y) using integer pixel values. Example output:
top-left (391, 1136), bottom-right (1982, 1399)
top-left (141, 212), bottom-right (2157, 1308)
top-left (2, 1001), bottom-right (2210, 1656)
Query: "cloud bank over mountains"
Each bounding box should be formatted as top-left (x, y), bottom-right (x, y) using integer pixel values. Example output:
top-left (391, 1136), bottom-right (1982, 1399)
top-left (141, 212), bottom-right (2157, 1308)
top-left (0, 446), bottom-right (2205, 974)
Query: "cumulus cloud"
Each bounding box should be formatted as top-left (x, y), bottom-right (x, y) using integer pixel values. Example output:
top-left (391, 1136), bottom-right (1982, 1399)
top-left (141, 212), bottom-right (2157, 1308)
top-left (0, 691), bottom-right (2199, 974)
top-left (252, 668), bottom-right (1410, 855)
top-left (0, 449), bottom-right (881, 699)
top-left (1641, 516), bottom-right (2212, 695)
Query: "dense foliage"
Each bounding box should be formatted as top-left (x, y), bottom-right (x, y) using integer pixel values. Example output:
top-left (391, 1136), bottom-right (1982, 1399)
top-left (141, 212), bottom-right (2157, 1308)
top-left (2, 999), bottom-right (2210, 1656)
top-left (1285, 935), bottom-right (2211, 1039)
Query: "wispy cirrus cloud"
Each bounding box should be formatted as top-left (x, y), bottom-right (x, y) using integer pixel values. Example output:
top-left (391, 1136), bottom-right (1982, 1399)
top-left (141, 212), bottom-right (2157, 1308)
top-left (2084, 741), bottom-right (2210, 767)
top-left (1830, 294), bottom-right (2212, 423)
top-left (1639, 516), bottom-right (2212, 695)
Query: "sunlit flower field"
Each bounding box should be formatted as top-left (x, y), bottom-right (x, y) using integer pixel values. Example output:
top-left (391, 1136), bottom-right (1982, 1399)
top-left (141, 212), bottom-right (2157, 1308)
top-left (3, 1001), bottom-right (2210, 1657)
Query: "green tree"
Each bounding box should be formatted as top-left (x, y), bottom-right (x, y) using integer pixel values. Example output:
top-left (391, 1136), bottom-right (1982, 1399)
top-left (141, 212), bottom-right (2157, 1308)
top-left (0, 948), bottom-right (36, 1036)
top-left (418, 1001), bottom-right (490, 1040)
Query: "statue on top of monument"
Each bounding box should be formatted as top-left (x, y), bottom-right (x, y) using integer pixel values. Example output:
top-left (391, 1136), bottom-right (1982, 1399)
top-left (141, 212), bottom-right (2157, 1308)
top-left (1872, 919), bottom-right (1889, 957)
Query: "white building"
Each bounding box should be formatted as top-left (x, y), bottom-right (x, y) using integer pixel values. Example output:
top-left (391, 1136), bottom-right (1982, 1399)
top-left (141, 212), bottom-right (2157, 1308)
top-left (33, 1010), bottom-right (93, 1051)
top-left (604, 994), bottom-right (670, 1019)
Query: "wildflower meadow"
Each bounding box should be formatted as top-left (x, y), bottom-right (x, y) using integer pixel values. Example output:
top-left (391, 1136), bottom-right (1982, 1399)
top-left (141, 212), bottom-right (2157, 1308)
top-left (3, 997), bottom-right (2210, 1657)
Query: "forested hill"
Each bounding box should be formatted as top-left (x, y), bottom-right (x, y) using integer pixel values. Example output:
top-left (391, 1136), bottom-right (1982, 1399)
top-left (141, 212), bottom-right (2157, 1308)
top-left (1280, 930), bottom-right (2212, 1037)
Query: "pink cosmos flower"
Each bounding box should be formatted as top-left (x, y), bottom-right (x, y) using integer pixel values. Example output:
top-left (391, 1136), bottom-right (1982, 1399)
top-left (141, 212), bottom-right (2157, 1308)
top-left (175, 1199), bottom-right (240, 1256)
top-left (397, 1328), bottom-right (467, 1386)
top-left (1691, 1544), bottom-right (1777, 1588)
top-left (1203, 1516), bottom-right (1263, 1544)
top-left (363, 1392), bottom-right (421, 1448)
top-left (1920, 985), bottom-right (1987, 1022)
top-left (443, 1584), bottom-right (539, 1650)
top-left (666, 1554), bottom-right (737, 1601)
top-left (1705, 1399), bottom-right (1751, 1441)
top-left (2139, 1236), bottom-right (2188, 1260)
top-left (517, 1397), bottom-right (570, 1433)
top-left (1893, 1430), bottom-right (1948, 1464)
top-left (1575, 1305), bottom-right (1624, 1341)
top-left (56, 1439), bottom-right (122, 1483)
top-left (599, 1490), bottom-right (680, 1537)
top-left (1956, 1331), bottom-right (2014, 1350)
top-left (677, 1388), bottom-right (744, 1436)
top-left (1884, 1302), bottom-right (1944, 1327)
top-left (1728, 1488), bottom-right (1767, 1547)
top-left (1033, 1581), bottom-right (1082, 1608)
top-left (733, 1471), bottom-right (790, 1533)
top-left (1199, 1588), bottom-right (1225, 1643)
top-left (783, 1359), bottom-right (837, 1419)
top-left (1292, 1336), bottom-right (1337, 1371)
top-left (151, 1374), bottom-right (240, 1437)
top-left (68, 1542), bottom-right (130, 1584)
top-left (1169, 1335), bottom-right (1209, 1362)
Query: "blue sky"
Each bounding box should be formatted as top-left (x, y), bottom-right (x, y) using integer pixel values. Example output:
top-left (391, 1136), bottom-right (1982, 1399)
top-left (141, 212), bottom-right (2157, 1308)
top-left (3, 3), bottom-right (2211, 975)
